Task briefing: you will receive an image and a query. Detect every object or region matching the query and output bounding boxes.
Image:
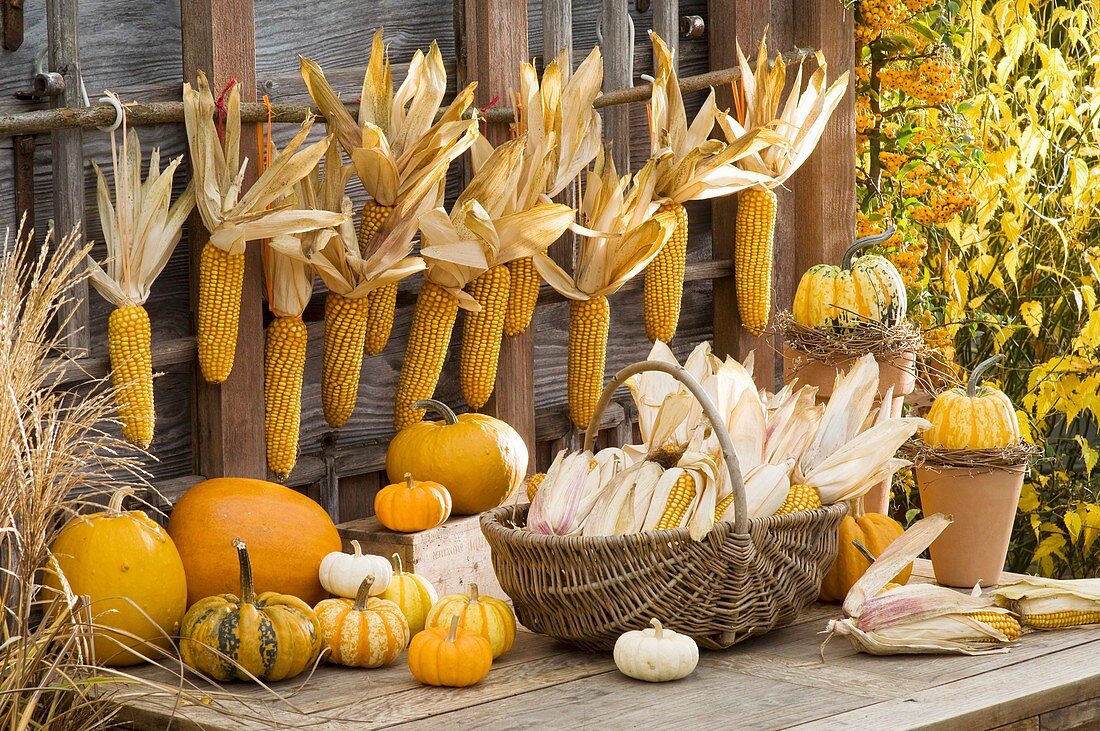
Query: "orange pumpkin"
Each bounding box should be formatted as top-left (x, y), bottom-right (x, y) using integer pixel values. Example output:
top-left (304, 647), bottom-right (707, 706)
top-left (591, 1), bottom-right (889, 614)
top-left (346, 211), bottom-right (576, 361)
top-left (819, 509), bottom-right (912, 603)
top-left (169, 477), bottom-right (341, 606)
top-left (374, 473), bottom-right (452, 533)
top-left (408, 615), bottom-right (492, 687)
top-left (424, 583), bottom-right (516, 659)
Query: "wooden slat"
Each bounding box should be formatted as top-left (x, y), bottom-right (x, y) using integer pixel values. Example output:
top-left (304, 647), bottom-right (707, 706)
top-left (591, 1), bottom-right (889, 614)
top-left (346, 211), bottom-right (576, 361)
top-left (601, 0), bottom-right (632, 171)
top-left (544, 0), bottom-right (577, 272)
top-left (47, 0), bottom-right (89, 357)
top-left (652, 0), bottom-right (679, 58)
top-left (180, 0), bottom-right (266, 478)
top-left (11, 134), bottom-right (34, 230)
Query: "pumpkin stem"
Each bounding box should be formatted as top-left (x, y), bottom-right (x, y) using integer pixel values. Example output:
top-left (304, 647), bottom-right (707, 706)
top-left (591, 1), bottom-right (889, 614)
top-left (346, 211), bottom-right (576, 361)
top-left (446, 614), bottom-right (461, 643)
top-left (404, 472), bottom-right (416, 489)
top-left (412, 399), bottom-right (459, 426)
top-left (353, 575), bottom-right (375, 611)
top-left (650, 617), bottom-right (663, 639)
top-left (392, 552), bottom-right (405, 576)
top-left (469, 584), bottom-right (480, 603)
top-left (106, 487), bottom-right (135, 516)
top-left (843, 223), bottom-right (897, 268)
top-left (966, 354), bottom-right (1003, 398)
top-left (351, 540), bottom-right (363, 557)
top-left (232, 538), bottom-right (256, 605)
top-left (852, 539), bottom-right (878, 565)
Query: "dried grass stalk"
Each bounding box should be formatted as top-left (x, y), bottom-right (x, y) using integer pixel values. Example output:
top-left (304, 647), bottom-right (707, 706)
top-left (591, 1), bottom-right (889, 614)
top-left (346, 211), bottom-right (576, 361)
top-left (899, 437), bottom-right (1039, 470)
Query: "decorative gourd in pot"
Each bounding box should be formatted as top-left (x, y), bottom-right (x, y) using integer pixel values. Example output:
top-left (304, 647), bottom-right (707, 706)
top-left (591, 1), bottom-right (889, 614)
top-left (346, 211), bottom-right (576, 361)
top-left (43, 487), bottom-right (188, 667)
top-left (386, 399), bottom-right (528, 515)
top-left (379, 553), bottom-right (438, 633)
top-left (425, 583), bottom-right (516, 659)
top-left (318, 541), bottom-right (393, 598)
top-left (314, 577), bottom-right (410, 668)
top-left (922, 354), bottom-right (1020, 449)
top-left (613, 618), bottom-right (699, 682)
top-left (819, 507), bottom-right (911, 603)
top-left (408, 615), bottom-right (493, 687)
top-left (179, 539), bottom-right (322, 681)
top-left (169, 477), bottom-right (341, 606)
top-left (793, 227), bottom-right (907, 331)
top-left (374, 473), bottom-right (452, 533)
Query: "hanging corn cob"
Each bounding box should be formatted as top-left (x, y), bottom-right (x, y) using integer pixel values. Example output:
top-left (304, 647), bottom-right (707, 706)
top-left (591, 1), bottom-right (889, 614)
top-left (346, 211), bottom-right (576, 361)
top-left (85, 101), bottom-right (195, 448)
top-left (715, 36), bottom-right (850, 336)
top-left (182, 72), bottom-right (341, 383)
top-left (453, 138), bottom-right (575, 410)
top-left (642, 32), bottom-right (775, 343)
top-left (534, 148), bottom-right (676, 430)
top-left (503, 47), bottom-right (605, 336)
top-left (300, 31), bottom-right (478, 356)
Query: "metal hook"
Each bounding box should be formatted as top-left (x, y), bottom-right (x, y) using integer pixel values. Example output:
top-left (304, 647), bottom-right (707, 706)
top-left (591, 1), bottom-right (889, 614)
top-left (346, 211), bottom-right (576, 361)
top-left (96, 94), bottom-right (123, 133)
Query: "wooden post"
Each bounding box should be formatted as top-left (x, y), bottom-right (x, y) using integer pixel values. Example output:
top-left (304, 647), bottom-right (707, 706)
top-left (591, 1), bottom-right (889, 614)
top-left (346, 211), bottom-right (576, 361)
top-left (47, 0), bottom-right (88, 357)
top-left (181, 0), bottom-right (266, 478)
top-left (458, 0), bottom-right (536, 459)
top-left (544, 0), bottom-right (577, 272)
top-left (601, 0), bottom-right (632, 172)
top-left (12, 135), bottom-right (35, 231)
top-left (652, 0), bottom-right (678, 58)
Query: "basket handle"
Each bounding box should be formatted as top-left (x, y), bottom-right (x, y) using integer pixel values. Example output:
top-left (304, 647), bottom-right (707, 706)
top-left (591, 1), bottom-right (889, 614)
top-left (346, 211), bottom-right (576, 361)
top-left (583, 360), bottom-right (749, 534)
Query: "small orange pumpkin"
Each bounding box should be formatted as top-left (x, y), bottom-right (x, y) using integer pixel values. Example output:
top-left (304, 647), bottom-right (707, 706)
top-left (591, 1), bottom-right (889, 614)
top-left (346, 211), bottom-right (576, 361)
top-left (820, 508), bottom-right (912, 603)
top-left (314, 577), bottom-right (409, 668)
top-left (425, 583), bottom-right (516, 659)
top-left (408, 615), bottom-right (492, 687)
top-left (374, 473), bottom-right (451, 533)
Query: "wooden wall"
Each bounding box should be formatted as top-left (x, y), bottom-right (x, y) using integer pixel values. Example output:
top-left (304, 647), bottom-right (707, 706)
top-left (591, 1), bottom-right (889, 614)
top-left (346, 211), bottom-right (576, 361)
top-left (0, 0), bottom-right (854, 522)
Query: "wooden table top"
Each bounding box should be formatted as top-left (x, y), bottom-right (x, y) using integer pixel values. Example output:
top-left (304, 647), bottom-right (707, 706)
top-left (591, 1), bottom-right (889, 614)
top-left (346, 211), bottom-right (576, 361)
top-left (114, 561), bottom-right (1100, 730)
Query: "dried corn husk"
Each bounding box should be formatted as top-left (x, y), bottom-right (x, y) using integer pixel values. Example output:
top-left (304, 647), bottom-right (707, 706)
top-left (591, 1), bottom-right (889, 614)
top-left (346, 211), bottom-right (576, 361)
top-left (994, 577), bottom-right (1100, 628)
top-left (527, 449), bottom-right (624, 536)
top-left (826, 514), bottom-right (1019, 655)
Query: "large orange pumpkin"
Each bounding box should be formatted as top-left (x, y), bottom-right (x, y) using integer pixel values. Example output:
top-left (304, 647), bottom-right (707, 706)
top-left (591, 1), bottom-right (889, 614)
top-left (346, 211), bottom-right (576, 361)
top-left (169, 478), bottom-right (341, 606)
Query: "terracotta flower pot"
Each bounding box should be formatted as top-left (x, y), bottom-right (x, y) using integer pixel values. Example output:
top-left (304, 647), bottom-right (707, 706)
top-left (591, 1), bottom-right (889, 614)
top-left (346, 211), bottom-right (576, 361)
top-left (916, 465), bottom-right (1025, 588)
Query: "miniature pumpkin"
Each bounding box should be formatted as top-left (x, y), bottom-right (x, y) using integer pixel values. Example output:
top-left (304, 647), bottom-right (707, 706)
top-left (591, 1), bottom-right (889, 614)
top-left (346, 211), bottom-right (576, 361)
top-left (379, 553), bottom-right (438, 633)
top-left (169, 477), bottom-right (341, 606)
top-left (793, 227), bottom-right (907, 331)
top-left (179, 539), bottom-right (322, 681)
top-left (922, 354), bottom-right (1021, 449)
top-left (374, 473), bottom-right (452, 533)
top-left (318, 540), bottom-right (393, 598)
top-left (314, 576), bottom-right (409, 668)
top-left (44, 487), bottom-right (187, 667)
top-left (408, 615), bottom-right (492, 687)
top-left (613, 618), bottom-right (699, 682)
top-left (425, 583), bottom-right (516, 659)
top-left (386, 399), bottom-right (528, 515)
top-left (819, 509), bottom-right (912, 603)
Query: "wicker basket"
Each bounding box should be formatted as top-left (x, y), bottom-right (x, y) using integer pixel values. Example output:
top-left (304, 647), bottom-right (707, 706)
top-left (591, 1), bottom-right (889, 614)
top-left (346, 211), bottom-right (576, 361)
top-left (481, 360), bottom-right (848, 651)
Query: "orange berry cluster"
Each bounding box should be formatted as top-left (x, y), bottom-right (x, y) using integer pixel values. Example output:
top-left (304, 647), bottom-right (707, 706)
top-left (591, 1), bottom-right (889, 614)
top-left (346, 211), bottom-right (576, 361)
top-left (879, 151), bottom-right (910, 174)
top-left (911, 188), bottom-right (979, 225)
top-left (887, 236), bottom-right (927, 290)
top-left (856, 0), bottom-right (908, 43)
top-left (878, 56), bottom-right (963, 105)
top-left (856, 94), bottom-right (878, 133)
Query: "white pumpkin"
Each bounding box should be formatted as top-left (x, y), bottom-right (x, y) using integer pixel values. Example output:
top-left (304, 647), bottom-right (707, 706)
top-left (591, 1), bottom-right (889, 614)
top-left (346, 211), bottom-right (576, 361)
top-left (613, 618), bottom-right (699, 682)
top-left (318, 540), bottom-right (393, 598)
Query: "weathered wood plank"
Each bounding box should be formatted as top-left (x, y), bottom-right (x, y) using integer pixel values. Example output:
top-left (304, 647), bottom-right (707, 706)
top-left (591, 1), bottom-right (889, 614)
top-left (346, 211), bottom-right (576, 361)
top-left (601, 0), bottom-right (632, 171)
top-left (1041, 697), bottom-right (1100, 731)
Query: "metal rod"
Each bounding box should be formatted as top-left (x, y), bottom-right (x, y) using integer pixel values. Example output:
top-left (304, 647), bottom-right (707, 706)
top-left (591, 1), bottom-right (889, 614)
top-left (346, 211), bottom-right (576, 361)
top-left (0, 49), bottom-right (815, 138)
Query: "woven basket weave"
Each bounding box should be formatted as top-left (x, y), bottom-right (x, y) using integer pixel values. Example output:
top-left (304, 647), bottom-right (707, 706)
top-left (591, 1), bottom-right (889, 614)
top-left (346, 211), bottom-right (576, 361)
top-left (481, 360), bottom-right (848, 651)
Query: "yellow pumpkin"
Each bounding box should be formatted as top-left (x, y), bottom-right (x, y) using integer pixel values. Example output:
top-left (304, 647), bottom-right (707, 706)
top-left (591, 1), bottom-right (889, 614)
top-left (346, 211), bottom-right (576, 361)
top-left (378, 553), bottom-right (438, 633)
top-left (820, 509), bottom-right (912, 603)
top-left (923, 354), bottom-right (1021, 449)
top-left (408, 615), bottom-right (493, 687)
top-left (374, 473), bottom-right (452, 533)
top-left (425, 583), bottom-right (516, 659)
top-left (179, 540), bottom-right (322, 681)
top-left (793, 227), bottom-right (907, 331)
top-left (169, 477), bottom-right (341, 606)
top-left (386, 399), bottom-right (528, 515)
top-left (44, 487), bottom-right (187, 667)
top-left (314, 577), bottom-right (409, 668)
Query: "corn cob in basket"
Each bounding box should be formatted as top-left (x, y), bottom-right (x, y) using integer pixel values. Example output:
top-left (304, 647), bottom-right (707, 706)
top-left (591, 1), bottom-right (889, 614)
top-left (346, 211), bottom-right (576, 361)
top-left (301, 30), bottom-right (479, 358)
top-left (715, 36), bottom-right (849, 336)
top-left (85, 100), bottom-right (195, 448)
top-left (183, 72), bottom-right (340, 383)
top-left (642, 32), bottom-right (776, 343)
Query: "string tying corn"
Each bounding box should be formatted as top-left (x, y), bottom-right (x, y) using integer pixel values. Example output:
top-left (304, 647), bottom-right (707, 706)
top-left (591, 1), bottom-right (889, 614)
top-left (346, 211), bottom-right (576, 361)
top-left (655, 472), bottom-right (696, 530)
top-left (734, 187), bottom-right (778, 336)
top-left (322, 293), bottom-right (371, 428)
top-left (568, 296), bottom-right (610, 431)
top-left (643, 202), bottom-right (689, 343)
top-left (394, 282), bottom-right (461, 430)
top-left (461, 265), bottom-right (511, 410)
top-left (265, 316), bottom-right (309, 479)
top-left (505, 257), bottom-right (542, 337)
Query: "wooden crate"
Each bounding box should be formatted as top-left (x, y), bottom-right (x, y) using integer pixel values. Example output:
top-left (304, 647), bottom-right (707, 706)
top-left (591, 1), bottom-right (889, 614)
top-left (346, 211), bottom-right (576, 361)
top-left (337, 515), bottom-right (504, 598)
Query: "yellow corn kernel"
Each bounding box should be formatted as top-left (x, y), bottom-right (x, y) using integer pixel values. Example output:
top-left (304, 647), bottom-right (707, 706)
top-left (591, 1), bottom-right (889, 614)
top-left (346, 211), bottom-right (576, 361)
top-left (108, 304), bottom-right (154, 449)
top-left (878, 582), bottom-right (904, 595)
top-left (504, 257), bottom-right (542, 337)
top-left (963, 611), bottom-right (1022, 641)
top-left (656, 472), bottom-right (696, 530)
top-left (322, 292), bottom-right (371, 429)
top-left (567, 295), bottom-right (610, 430)
top-left (525, 472), bottom-right (546, 502)
top-left (460, 265), bottom-right (510, 410)
top-left (714, 493), bottom-right (734, 522)
top-left (734, 187), bottom-right (778, 336)
top-left (1021, 611), bottom-right (1100, 630)
top-left (196, 241), bottom-right (246, 383)
top-left (393, 282), bottom-right (460, 430)
top-left (360, 200), bottom-right (396, 355)
top-left (643, 201), bottom-right (689, 343)
top-left (774, 484), bottom-right (823, 516)
top-left (264, 315), bottom-right (308, 480)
